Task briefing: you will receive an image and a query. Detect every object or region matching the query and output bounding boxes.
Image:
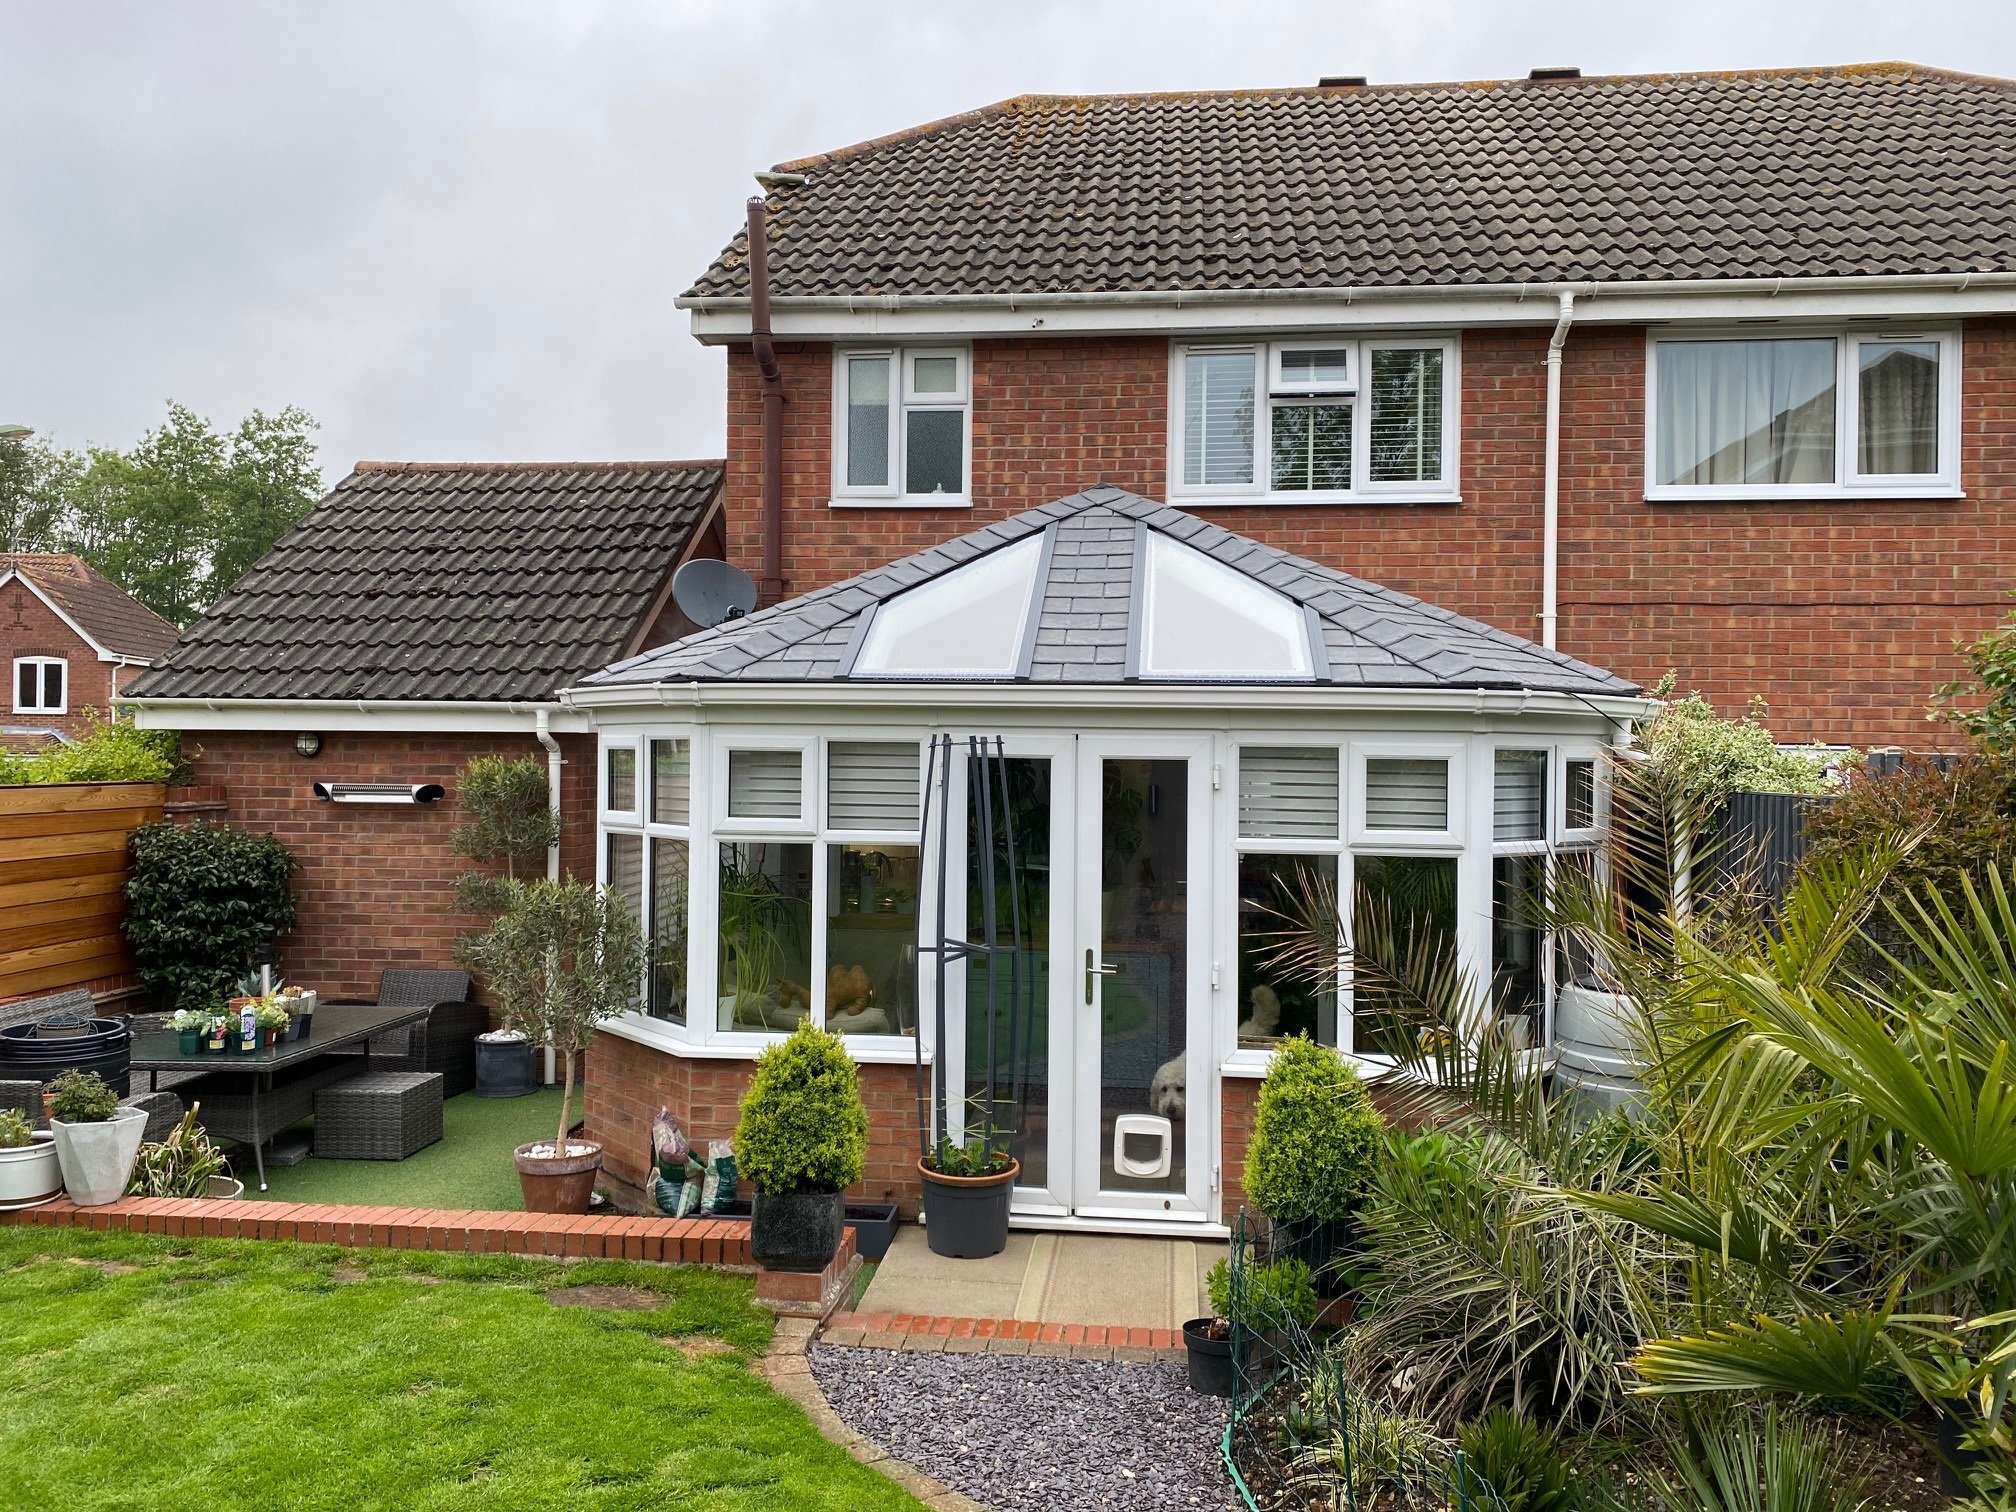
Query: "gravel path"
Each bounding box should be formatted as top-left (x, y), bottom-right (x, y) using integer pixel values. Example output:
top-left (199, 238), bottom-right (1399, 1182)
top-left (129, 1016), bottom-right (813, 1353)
top-left (808, 1344), bottom-right (1236, 1512)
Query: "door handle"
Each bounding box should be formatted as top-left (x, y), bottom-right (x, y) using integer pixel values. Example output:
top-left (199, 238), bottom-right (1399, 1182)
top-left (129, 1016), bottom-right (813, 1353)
top-left (1084, 949), bottom-right (1121, 1005)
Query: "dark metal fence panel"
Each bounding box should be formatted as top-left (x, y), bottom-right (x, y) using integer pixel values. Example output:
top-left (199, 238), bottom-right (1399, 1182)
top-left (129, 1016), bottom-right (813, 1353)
top-left (1712, 790), bottom-right (1818, 904)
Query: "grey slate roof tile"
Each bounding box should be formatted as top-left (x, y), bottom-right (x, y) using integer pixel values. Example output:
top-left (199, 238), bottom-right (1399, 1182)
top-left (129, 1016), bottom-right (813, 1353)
top-left (584, 484), bottom-right (1637, 698)
top-left (127, 461), bottom-right (723, 703)
top-left (686, 66), bottom-right (2016, 301)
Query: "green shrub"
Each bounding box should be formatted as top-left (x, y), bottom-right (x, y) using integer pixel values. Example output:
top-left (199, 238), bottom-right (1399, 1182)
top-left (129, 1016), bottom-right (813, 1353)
top-left (1934, 595), bottom-right (2016, 753)
top-left (1801, 754), bottom-right (2016, 901)
top-left (450, 755), bottom-right (559, 915)
top-left (1243, 1035), bottom-right (1385, 1221)
top-left (1637, 682), bottom-right (1835, 804)
top-left (0, 1108), bottom-right (32, 1148)
top-left (124, 820), bottom-right (296, 1014)
top-left (735, 1021), bottom-right (868, 1195)
top-left (1454, 1408), bottom-right (1584, 1512)
top-left (1206, 1256), bottom-right (1320, 1331)
top-left (0, 716), bottom-right (188, 786)
top-left (47, 1069), bottom-right (119, 1124)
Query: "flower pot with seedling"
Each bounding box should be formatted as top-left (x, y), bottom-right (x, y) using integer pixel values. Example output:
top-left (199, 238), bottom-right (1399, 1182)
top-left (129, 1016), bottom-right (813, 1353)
top-left (254, 1000), bottom-right (288, 1049)
top-left (167, 1006), bottom-right (214, 1056)
top-left (918, 1128), bottom-right (1018, 1260)
top-left (736, 1022), bottom-right (868, 1271)
top-left (0, 1108), bottom-right (61, 1210)
top-left (46, 1069), bottom-right (147, 1207)
top-left (1184, 1255), bottom-right (1319, 1397)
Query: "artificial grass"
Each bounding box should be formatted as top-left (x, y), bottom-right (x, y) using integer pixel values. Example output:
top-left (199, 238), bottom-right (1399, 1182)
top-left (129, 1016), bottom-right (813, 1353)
top-left (241, 1088), bottom-right (575, 1210)
top-left (0, 1227), bottom-right (924, 1512)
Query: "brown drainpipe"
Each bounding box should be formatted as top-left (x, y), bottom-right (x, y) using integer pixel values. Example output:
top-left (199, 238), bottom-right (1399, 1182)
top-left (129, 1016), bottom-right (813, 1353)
top-left (746, 196), bottom-right (786, 604)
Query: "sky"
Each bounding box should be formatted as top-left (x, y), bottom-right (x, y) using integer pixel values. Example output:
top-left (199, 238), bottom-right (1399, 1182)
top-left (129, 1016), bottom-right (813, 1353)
top-left (4, 0), bottom-right (2014, 484)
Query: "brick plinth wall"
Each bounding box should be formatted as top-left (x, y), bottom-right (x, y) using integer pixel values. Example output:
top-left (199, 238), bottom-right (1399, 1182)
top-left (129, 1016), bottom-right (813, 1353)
top-left (181, 730), bottom-right (596, 1000)
top-left (586, 1030), bottom-right (927, 1215)
top-left (720, 318), bottom-right (2016, 747)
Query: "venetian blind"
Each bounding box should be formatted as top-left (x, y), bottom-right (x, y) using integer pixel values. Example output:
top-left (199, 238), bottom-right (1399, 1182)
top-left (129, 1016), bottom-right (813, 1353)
top-left (1364, 757), bottom-right (1449, 830)
top-left (1239, 746), bottom-right (1340, 840)
top-left (1493, 750), bottom-right (1547, 842)
top-left (828, 742), bottom-right (921, 831)
top-left (726, 749), bottom-right (802, 821)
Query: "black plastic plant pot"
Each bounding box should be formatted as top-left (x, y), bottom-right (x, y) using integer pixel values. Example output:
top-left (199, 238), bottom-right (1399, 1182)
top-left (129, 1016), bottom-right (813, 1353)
top-left (475, 1037), bottom-right (537, 1099)
top-left (918, 1158), bottom-right (1019, 1259)
top-left (845, 1202), bottom-right (901, 1261)
top-left (1183, 1318), bottom-right (1235, 1396)
top-left (751, 1189), bottom-right (846, 1272)
top-left (1938, 1406), bottom-right (1985, 1496)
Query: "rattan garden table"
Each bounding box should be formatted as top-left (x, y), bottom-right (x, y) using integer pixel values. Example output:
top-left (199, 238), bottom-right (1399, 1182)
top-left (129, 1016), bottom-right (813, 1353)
top-left (128, 1004), bottom-right (430, 1191)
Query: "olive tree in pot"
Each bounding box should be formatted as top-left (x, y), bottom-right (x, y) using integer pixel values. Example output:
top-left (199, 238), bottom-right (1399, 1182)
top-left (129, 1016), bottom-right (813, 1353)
top-left (0, 1108), bottom-right (61, 1210)
top-left (1244, 1036), bottom-right (1384, 1290)
top-left (462, 878), bottom-right (643, 1214)
top-left (735, 1021), bottom-right (868, 1272)
top-left (46, 1069), bottom-right (149, 1207)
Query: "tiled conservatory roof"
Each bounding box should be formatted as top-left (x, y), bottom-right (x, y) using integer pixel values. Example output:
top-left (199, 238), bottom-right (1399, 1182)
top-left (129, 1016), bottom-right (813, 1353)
top-left (581, 485), bottom-right (1639, 697)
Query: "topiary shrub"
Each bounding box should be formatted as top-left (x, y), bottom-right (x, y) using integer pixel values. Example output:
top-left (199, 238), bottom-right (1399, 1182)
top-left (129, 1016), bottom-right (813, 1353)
top-left (1244, 1035), bottom-right (1385, 1221)
top-left (450, 755), bottom-right (559, 915)
top-left (735, 1021), bottom-right (868, 1196)
top-left (124, 820), bottom-right (296, 1014)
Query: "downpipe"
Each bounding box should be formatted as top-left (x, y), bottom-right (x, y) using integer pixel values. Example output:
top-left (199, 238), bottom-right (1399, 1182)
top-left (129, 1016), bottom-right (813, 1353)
top-left (1541, 291), bottom-right (1576, 650)
top-left (534, 708), bottom-right (563, 1084)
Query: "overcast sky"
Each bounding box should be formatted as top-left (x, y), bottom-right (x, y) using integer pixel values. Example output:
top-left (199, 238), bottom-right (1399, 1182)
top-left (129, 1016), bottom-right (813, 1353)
top-left (4, 0), bottom-right (2013, 484)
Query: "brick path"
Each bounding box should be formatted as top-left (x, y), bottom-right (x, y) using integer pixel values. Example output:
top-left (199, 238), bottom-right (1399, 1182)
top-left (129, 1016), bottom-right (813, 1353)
top-left (821, 1308), bottom-right (1186, 1364)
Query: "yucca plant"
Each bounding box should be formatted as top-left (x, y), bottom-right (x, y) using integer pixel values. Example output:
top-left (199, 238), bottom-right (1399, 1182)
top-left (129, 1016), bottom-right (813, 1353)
top-left (1635, 1407), bottom-right (1870, 1512)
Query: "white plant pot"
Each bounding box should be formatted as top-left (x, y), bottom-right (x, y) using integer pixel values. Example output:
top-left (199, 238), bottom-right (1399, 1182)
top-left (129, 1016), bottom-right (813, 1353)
top-left (0, 1133), bottom-right (62, 1209)
top-left (1555, 983), bottom-right (1645, 1113)
top-left (50, 1107), bottom-right (148, 1207)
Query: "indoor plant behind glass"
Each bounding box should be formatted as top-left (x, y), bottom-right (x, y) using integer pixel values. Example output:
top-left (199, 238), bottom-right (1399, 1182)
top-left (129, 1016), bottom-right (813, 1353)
top-left (0, 1107), bottom-right (61, 1210)
top-left (735, 1020), bottom-right (868, 1272)
top-left (46, 1069), bottom-right (148, 1207)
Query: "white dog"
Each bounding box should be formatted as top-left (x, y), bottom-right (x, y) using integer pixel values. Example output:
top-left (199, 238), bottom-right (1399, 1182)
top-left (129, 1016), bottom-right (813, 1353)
top-left (1149, 1054), bottom-right (1186, 1119)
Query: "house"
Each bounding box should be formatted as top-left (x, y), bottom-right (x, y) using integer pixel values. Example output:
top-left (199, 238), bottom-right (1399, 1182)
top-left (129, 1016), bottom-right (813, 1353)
top-left (129, 62), bottom-right (2016, 1232)
top-left (123, 461), bottom-right (725, 995)
top-left (1, 554), bottom-right (178, 746)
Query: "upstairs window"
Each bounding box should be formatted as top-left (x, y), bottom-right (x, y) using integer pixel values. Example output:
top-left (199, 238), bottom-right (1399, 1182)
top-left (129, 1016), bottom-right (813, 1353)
top-left (13, 657), bottom-right (65, 714)
top-left (1649, 330), bottom-right (1958, 498)
top-left (1173, 337), bottom-right (1458, 502)
top-left (834, 347), bottom-right (970, 505)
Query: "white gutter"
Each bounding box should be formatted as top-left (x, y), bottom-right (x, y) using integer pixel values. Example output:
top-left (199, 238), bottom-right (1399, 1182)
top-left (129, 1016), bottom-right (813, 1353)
top-left (1541, 291), bottom-right (1576, 650)
top-left (119, 697), bottom-right (596, 735)
top-left (533, 707), bottom-right (562, 883)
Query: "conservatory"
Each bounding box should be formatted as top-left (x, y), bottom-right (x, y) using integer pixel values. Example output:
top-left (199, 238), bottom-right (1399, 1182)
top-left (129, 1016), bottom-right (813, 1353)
top-left (566, 486), bottom-right (1647, 1230)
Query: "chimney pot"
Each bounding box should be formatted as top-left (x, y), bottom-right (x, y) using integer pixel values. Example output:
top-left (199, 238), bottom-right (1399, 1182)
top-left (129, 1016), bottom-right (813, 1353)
top-left (1317, 75), bottom-right (1368, 88)
top-left (1529, 66), bottom-right (1582, 81)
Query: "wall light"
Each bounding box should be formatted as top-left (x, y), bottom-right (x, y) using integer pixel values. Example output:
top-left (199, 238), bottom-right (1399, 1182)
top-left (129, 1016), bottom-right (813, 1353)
top-left (294, 732), bottom-right (323, 759)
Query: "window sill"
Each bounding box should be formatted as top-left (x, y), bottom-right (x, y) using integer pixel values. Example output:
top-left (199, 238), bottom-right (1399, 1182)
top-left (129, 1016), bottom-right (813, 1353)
top-left (1221, 1046), bottom-right (1395, 1081)
top-left (1644, 486), bottom-right (1965, 504)
top-left (1173, 492), bottom-right (1462, 509)
top-left (601, 1012), bottom-right (931, 1064)
top-left (827, 496), bottom-right (973, 511)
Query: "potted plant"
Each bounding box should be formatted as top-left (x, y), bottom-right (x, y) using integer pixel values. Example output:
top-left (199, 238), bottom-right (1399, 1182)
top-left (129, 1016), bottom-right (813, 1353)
top-left (279, 984), bottom-right (316, 1039)
top-left (127, 1105), bottom-right (239, 1200)
top-left (46, 1069), bottom-right (147, 1207)
top-left (0, 1107), bottom-right (61, 1210)
top-left (167, 1006), bottom-right (213, 1055)
top-left (255, 999), bottom-right (289, 1048)
top-left (735, 1021), bottom-right (868, 1272)
top-left (1244, 1035), bottom-right (1385, 1289)
top-left (1184, 1255), bottom-right (1320, 1397)
top-left (474, 1028), bottom-right (537, 1098)
top-left (462, 877), bottom-right (644, 1214)
top-left (918, 1123), bottom-right (1019, 1259)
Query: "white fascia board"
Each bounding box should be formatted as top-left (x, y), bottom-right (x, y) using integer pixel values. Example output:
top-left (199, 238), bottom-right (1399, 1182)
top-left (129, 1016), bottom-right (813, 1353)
top-left (683, 272), bottom-right (2016, 344)
top-left (120, 697), bottom-right (596, 735)
top-left (0, 569), bottom-right (119, 661)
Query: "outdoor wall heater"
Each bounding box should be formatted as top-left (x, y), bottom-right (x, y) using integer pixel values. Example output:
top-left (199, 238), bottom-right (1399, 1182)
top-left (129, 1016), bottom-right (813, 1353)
top-left (311, 781), bottom-right (445, 805)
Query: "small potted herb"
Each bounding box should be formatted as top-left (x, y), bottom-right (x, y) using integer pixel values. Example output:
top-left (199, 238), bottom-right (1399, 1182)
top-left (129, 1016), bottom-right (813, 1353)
top-left (127, 1104), bottom-right (238, 1200)
top-left (46, 1069), bottom-right (147, 1207)
top-left (918, 1125), bottom-right (1018, 1259)
top-left (1184, 1255), bottom-right (1319, 1397)
top-left (0, 1107), bottom-right (61, 1210)
top-left (736, 1021), bottom-right (868, 1272)
top-left (168, 1006), bottom-right (214, 1055)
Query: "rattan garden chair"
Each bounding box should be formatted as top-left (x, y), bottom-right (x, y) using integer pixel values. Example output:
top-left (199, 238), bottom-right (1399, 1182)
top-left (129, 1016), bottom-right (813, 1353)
top-left (328, 970), bottom-right (483, 1097)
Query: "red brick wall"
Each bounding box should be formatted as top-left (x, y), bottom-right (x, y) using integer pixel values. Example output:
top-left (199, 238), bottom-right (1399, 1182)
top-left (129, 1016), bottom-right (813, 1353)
top-left (0, 580), bottom-right (123, 741)
top-left (182, 730), bottom-right (596, 1001)
top-left (722, 319), bottom-right (2016, 748)
top-left (585, 1029), bottom-right (924, 1214)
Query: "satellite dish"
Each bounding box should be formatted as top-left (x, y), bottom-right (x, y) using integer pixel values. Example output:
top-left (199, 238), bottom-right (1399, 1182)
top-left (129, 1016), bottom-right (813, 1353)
top-left (672, 558), bottom-right (758, 628)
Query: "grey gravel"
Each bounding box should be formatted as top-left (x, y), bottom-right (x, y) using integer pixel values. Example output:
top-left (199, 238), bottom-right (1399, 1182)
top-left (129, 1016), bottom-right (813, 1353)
top-left (809, 1343), bottom-right (1236, 1511)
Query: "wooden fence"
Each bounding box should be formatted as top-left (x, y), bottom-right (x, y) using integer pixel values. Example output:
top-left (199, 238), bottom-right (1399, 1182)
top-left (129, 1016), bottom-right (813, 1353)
top-left (0, 782), bottom-right (166, 1002)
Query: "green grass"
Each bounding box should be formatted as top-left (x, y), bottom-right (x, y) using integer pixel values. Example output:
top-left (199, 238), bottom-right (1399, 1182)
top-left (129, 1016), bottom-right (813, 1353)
top-left (0, 1227), bottom-right (923, 1512)
top-left (241, 1088), bottom-right (574, 1210)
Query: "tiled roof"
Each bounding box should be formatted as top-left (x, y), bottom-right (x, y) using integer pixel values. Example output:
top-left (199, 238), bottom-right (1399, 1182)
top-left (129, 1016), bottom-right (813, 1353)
top-left (584, 485), bottom-right (1638, 698)
top-left (686, 64), bottom-right (2016, 300)
top-left (126, 462), bottom-right (723, 703)
top-left (2, 554), bottom-right (179, 661)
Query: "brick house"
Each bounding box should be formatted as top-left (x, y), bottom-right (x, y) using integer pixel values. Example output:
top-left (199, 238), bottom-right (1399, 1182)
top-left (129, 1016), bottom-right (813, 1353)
top-left (1, 554), bottom-right (177, 746)
top-left (130, 63), bottom-right (2016, 1232)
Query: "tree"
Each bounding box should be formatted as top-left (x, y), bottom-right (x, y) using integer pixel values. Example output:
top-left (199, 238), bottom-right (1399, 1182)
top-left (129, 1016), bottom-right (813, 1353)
top-left (0, 432), bottom-right (85, 555)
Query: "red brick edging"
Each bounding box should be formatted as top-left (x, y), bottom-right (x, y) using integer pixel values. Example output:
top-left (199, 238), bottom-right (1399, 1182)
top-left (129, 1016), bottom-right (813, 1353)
top-left (824, 1309), bottom-right (1180, 1352)
top-left (0, 1196), bottom-right (754, 1267)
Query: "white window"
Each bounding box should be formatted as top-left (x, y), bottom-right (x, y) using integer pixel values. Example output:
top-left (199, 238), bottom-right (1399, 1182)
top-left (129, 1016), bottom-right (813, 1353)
top-left (13, 657), bottom-right (65, 714)
top-left (1488, 746), bottom-right (1609, 1051)
top-left (1647, 329), bottom-right (1960, 499)
top-left (602, 733), bottom-right (693, 1027)
top-left (1171, 337), bottom-right (1459, 503)
top-left (833, 347), bottom-right (971, 505)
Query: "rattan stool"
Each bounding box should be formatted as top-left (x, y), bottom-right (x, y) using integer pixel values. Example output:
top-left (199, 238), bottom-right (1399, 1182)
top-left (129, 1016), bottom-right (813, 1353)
top-left (313, 1072), bottom-right (444, 1161)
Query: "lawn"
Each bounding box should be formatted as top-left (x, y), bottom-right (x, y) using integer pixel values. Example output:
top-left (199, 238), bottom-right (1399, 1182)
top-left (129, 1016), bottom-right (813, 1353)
top-left (0, 1227), bottom-right (923, 1512)
top-left (239, 1088), bottom-right (572, 1210)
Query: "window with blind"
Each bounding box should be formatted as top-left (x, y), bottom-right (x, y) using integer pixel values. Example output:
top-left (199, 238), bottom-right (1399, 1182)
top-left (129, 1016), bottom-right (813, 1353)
top-left (1175, 337), bottom-right (1455, 499)
top-left (828, 742), bottom-right (921, 830)
top-left (650, 739), bottom-right (691, 826)
top-left (1363, 757), bottom-right (1449, 831)
top-left (1493, 750), bottom-right (1547, 843)
top-left (1239, 746), bottom-right (1340, 840)
top-left (1565, 759), bottom-right (1598, 831)
top-left (605, 745), bottom-right (637, 813)
top-left (726, 748), bottom-right (803, 821)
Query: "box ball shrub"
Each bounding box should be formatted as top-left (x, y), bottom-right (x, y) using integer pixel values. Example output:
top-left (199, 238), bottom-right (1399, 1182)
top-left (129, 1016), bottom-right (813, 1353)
top-left (735, 1021), bottom-right (867, 1196)
top-left (1244, 1034), bottom-right (1385, 1221)
top-left (124, 821), bottom-right (296, 1015)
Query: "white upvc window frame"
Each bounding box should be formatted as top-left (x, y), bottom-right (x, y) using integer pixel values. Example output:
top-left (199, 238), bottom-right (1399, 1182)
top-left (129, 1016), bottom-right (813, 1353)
top-left (1168, 334), bottom-right (1462, 507)
top-left (13, 656), bottom-right (67, 715)
top-left (600, 736), bottom-right (642, 822)
top-left (1349, 740), bottom-right (1466, 850)
top-left (1644, 325), bottom-right (1962, 502)
top-left (831, 345), bottom-right (974, 508)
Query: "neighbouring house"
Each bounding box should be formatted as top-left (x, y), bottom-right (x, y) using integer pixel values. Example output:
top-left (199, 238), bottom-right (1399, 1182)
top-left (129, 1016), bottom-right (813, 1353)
top-left (128, 62), bottom-right (2016, 1233)
top-left (123, 461), bottom-right (725, 996)
top-left (0, 553), bottom-right (178, 746)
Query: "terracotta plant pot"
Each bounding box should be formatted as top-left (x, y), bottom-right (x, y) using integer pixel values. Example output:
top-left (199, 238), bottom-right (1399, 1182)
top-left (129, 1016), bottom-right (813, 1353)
top-left (514, 1140), bottom-right (602, 1214)
top-left (918, 1157), bottom-right (1020, 1259)
top-left (0, 1132), bottom-right (62, 1210)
